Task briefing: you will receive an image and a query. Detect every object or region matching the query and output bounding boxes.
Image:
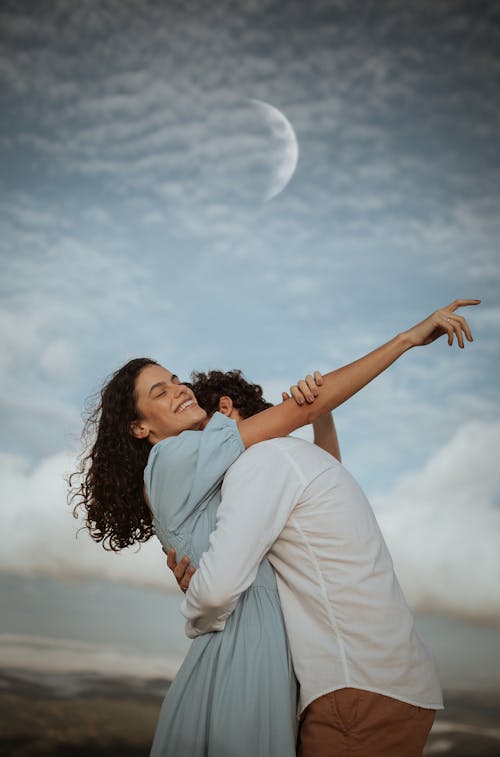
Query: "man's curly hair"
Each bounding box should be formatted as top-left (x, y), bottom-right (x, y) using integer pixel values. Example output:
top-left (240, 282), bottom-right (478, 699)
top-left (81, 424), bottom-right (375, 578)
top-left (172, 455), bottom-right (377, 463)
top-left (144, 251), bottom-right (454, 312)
top-left (190, 369), bottom-right (273, 419)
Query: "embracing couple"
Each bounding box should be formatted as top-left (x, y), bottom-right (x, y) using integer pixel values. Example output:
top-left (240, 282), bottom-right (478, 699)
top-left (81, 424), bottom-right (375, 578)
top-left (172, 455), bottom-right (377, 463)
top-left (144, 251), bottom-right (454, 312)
top-left (70, 299), bottom-right (479, 756)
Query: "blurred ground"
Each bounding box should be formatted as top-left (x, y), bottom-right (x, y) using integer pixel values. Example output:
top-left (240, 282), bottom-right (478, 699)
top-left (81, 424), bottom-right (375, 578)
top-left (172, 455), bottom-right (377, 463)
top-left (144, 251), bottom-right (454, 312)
top-left (0, 671), bottom-right (167, 757)
top-left (1, 671), bottom-right (499, 756)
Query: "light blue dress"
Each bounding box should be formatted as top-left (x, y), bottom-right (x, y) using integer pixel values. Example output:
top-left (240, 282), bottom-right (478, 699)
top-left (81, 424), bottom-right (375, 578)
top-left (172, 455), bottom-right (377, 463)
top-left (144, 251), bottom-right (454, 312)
top-left (144, 412), bottom-right (298, 757)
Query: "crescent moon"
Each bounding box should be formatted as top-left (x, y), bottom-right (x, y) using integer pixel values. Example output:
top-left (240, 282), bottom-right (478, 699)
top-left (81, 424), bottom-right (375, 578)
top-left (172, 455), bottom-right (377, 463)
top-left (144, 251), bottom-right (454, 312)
top-left (250, 99), bottom-right (299, 201)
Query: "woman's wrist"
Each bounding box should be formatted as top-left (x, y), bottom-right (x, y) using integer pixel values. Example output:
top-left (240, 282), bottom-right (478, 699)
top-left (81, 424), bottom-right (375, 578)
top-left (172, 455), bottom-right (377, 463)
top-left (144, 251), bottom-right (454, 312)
top-left (395, 330), bottom-right (416, 352)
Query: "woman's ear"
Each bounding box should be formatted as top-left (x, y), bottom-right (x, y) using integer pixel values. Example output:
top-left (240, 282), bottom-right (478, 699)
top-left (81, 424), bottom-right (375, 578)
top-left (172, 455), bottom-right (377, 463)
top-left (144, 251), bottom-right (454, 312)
top-left (130, 419), bottom-right (149, 439)
top-left (218, 396), bottom-right (234, 417)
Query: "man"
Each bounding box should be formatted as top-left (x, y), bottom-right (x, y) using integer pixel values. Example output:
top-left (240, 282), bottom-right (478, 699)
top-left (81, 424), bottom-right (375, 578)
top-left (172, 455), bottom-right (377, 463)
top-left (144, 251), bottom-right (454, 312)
top-left (170, 369), bottom-right (442, 757)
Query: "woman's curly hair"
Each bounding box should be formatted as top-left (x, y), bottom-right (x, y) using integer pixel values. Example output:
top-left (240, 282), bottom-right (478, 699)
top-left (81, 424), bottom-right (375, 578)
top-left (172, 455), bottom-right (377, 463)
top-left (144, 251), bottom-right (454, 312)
top-left (68, 358), bottom-right (158, 552)
top-left (190, 369), bottom-right (272, 419)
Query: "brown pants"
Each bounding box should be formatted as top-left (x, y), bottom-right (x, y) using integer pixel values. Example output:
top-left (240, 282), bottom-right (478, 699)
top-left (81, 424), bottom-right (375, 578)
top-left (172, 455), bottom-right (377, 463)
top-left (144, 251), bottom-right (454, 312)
top-left (297, 688), bottom-right (436, 757)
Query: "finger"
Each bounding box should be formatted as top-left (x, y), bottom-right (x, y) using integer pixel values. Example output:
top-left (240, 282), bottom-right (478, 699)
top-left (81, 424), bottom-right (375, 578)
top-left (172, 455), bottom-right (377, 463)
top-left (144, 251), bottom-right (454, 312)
top-left (282, 391), bottom-right (290, 402)
top-left (443, 313), bottom-right (470, 348)
top-left (446, 314), bottom-right (465, 348)
top-left (174, 555), bottom-right (190, 579)
top-left (451, 319), bottom-right (463, 348)
top-left (445, 299), bottom-right (481, 312)
top-left (166, 548), bottom-right (177, 571)
top-left (448, 313), bottom-right (473, 342)
top-left (181, 567), bottom-right (196, 592)
top-left (290, 385), bottom-right (305, 405)
top-left (297, 379), bottom-right (315, 403)
top-left (439, 314), bottom-right (456, 346)
top-left (173, 555), bottom-right (190, 580)
top-left (313, 370), bottom-right (324, 387)
top-left (305, 374), bottom-right (319, 397)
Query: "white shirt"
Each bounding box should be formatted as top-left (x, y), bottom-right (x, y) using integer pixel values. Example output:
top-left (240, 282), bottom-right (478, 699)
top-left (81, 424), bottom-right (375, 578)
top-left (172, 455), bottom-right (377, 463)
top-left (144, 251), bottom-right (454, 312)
top-left (181, 436), bottom-right (443, 714)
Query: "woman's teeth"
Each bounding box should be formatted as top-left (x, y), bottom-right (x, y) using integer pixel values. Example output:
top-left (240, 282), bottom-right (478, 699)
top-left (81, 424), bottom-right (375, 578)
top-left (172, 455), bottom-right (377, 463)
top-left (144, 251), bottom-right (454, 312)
top-left (177, 400), bottom-right (194, 413)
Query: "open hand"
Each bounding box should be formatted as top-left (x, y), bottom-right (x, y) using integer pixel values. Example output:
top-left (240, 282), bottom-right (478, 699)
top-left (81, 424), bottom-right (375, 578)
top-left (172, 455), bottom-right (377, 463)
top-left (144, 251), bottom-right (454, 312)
top-left (282, 370), bottom-right (324, 405)
top-left (164, 547), bottom-right (196, 593)
top-left (404, 299), bottom-right (480, 348)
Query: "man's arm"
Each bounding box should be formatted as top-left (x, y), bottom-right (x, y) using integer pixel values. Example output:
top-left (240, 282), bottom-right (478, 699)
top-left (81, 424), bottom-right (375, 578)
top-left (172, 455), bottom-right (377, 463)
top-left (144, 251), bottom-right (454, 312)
top-left (168, 412), bottom-right (339, 595)
top-left (282, 374), bottom-right (341, 462)
top-left (313, 411), bottom-right (341, 461)
top-left (181, 442), bottom-right (304, 638)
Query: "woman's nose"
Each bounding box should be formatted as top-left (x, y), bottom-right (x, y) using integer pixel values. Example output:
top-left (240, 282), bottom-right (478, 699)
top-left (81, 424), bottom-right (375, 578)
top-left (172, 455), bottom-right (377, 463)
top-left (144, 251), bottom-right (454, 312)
top-left (173, 383), bottom-right (189, 396)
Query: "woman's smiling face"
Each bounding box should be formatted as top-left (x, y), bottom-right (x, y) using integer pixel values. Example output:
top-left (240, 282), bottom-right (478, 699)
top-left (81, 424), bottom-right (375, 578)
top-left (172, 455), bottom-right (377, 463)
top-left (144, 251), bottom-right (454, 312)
top-left (131, 364), bottom-right (207, 444)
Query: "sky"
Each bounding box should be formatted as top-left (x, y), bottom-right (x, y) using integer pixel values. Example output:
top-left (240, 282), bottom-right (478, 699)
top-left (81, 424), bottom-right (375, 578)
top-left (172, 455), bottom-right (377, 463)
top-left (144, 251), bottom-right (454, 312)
top-left (1, 0), bottom-right (500, 671)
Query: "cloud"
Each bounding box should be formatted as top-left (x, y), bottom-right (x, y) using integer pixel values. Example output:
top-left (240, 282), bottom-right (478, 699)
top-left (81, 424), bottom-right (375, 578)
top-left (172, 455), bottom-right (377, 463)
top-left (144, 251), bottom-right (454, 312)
top-left (0, 197), bottom-right (178, 460)
top-left (0, 451), bottom-right (177, 590)
top-left (373, 420), bottom-right (500, 625)
top-left (0, 633), bottom-right (181, 679)
top-left (1, 420), bottom-right (499, 625)
top-left (40, 339), bottom-right (80, 381)
top-left (0, 307), bottom-right (39, 388)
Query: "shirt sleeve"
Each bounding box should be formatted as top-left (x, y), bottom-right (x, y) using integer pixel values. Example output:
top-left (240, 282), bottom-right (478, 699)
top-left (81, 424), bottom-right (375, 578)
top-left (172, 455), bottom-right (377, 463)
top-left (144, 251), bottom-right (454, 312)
top-left (181, 440), bottom-right (305, 638)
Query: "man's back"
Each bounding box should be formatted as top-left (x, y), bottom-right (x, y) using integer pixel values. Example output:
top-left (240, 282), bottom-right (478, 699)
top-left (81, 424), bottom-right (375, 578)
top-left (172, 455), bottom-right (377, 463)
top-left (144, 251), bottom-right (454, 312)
top-left (245, 437), bottom-right (442, 713)
top-left (183, 435), bottom-right (442, 715)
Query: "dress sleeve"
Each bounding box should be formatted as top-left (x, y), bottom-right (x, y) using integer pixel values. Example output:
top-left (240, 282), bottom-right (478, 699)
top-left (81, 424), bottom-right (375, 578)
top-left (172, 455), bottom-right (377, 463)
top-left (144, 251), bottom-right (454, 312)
top-left (144, 412), bottom-right (244, 532)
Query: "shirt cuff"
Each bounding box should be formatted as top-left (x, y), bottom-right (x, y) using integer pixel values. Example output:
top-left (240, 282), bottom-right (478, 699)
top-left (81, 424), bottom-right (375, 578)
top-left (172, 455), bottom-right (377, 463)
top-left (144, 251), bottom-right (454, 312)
top-left (181, 595), bottom-right (232, 638)
top-left (185, 617), bottom-right (227, 639)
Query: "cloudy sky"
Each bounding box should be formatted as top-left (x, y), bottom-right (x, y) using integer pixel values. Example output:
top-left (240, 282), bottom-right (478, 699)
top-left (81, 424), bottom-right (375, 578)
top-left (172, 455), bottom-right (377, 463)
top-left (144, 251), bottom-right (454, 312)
top-left (1, 0), bottom-right (499, 672)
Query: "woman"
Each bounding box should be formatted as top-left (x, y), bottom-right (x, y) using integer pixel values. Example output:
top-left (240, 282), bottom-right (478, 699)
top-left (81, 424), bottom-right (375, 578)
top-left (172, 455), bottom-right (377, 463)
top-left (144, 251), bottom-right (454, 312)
top-left (69, 300), bottom-right (478, 756)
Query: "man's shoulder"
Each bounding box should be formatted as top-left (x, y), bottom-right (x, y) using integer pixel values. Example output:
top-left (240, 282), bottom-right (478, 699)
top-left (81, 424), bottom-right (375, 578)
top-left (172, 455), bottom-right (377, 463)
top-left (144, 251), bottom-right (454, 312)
top-left (251, 435), bottom-right (313, 454)
top-left (221, 439), bottom-right (310, 501)
top-left (229, 437), bottom-right (299, 470)
top-left (234, 436), bottom-right (316, 471)
top-left (249, 435), bottom-right (342, 476)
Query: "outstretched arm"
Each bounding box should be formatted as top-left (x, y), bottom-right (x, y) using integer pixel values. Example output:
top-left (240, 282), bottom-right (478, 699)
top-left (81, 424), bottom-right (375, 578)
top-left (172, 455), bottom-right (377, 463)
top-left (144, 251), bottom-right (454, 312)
top-left (237, 299), bottom-right (479, 448)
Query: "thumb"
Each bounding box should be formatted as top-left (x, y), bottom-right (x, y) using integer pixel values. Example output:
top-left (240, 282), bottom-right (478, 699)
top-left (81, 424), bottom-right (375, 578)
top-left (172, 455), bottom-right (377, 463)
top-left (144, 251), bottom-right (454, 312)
top-left (282, 392), bottom-right (290, 402)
